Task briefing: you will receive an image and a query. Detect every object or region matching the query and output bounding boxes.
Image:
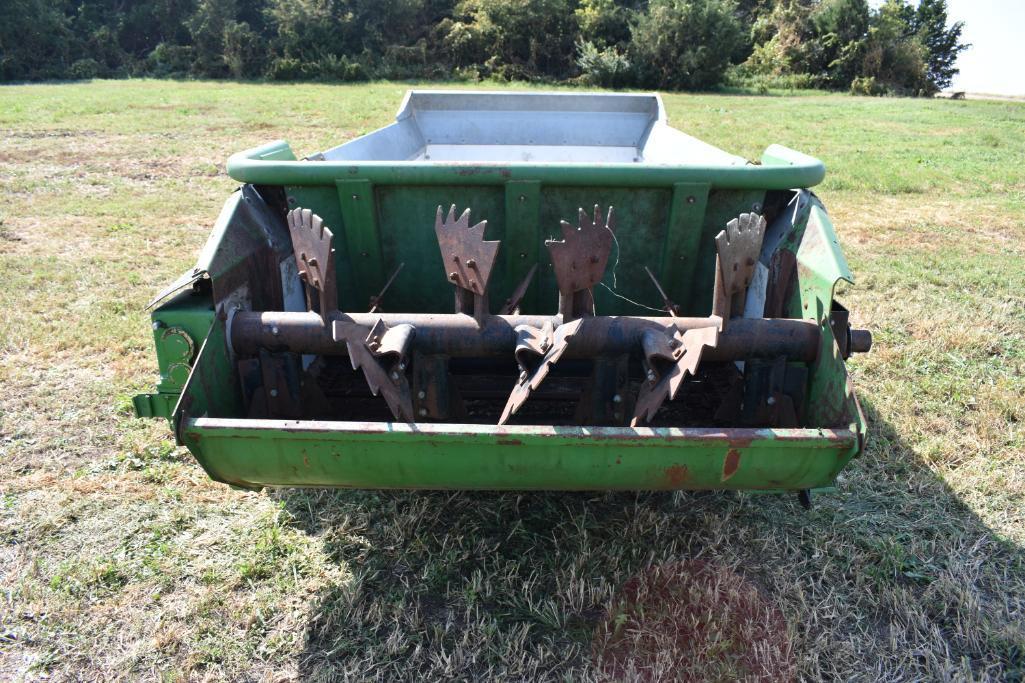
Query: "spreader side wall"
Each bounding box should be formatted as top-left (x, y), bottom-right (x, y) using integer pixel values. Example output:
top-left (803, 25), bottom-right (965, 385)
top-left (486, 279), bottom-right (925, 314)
top-left (282, 181), bottom-right (766, 317)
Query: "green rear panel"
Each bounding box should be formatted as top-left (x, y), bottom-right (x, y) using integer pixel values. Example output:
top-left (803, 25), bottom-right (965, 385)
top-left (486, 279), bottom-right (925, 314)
top-left (183, 419), bottom-right (858, 491)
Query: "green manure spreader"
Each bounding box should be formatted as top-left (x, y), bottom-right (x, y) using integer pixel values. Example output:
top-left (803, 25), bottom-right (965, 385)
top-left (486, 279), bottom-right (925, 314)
top-left (134, 90), bottom-right (871, 495)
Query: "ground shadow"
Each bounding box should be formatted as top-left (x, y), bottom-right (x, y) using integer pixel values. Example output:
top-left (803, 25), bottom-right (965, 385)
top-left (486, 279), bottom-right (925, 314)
top-left (279, 402), bottom-right (1025, 681)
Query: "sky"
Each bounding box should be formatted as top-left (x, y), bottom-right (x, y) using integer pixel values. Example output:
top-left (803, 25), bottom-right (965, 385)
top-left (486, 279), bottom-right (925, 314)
top-left (869, 0), bottom-right (1025, 95)
top-left (945, 0), bottom-right (1025, 95)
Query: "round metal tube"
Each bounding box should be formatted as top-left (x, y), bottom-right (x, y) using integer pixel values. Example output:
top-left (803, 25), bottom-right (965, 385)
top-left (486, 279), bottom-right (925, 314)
top-left (850, 328), bottom-right (872, 354)
top-left (230, 311), bottom-right (821, 363)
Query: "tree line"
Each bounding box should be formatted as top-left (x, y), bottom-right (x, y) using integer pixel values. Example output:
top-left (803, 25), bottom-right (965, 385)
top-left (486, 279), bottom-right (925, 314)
top-left (1, 0), bottom-right (967, 95)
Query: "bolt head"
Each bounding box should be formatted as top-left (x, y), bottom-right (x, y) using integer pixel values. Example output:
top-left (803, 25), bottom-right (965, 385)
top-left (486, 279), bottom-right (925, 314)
top-left (417, 390), bottom-right (426, 399)
top-left (269, 389), bottom-right (278, 397)
top-left (152, 321), bottom-right (162, 331)
top-left (613, 394), bottom-right (622, 403)
top-left (271, 326), bottom-right (279, 336)
top-left (419, 408), bottom-right (428, 417)
top-left (767, 396), bottom-right (777, 405)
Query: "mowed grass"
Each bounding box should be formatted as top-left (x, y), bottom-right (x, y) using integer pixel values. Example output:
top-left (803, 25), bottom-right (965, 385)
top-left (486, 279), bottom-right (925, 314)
top-left (0, 79), bottom-right (1023, 681)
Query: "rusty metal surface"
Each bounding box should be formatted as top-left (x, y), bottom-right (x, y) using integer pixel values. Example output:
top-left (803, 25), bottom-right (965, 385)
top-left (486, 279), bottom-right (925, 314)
top-left (231, 311), bottom-right (820, 363)
top-left (435, 205), bottom-right (500, 297)
top-left (547, 205), bottom-right (615, 320)
top-left (499, 319), bottom-right (582, 425)
top-left (712, 213), bottom-right (766, 322)
top-left (632, 325), bottom-right (719, 426)
top-left (332, 319), bottom-right (414, 421)
top-left (287, 207), bottom-right (337, 318)
top-left (498, 263), bottom-right (538, 315)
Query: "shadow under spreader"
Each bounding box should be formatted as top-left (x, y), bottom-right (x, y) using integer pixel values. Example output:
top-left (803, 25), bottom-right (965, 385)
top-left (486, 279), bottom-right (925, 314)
top-left (276, 402), bottom-right (1025, 681)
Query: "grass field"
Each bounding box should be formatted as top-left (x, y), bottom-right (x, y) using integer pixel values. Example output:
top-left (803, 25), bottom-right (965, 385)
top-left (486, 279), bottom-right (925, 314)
top-left (1, 80), bottom-right (1023, 681)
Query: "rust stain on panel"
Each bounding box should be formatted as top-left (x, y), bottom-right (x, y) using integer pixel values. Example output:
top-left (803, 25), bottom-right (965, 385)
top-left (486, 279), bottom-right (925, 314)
top-left (665, 464), bottom-right (689, 487)
top-left (721, 449), bottom-right (741, 481)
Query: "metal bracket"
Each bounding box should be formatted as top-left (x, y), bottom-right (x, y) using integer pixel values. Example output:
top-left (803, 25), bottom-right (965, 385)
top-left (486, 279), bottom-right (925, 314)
top-left (499, 319), bottom-right (582, 425)
top-left (546, 205), bottom-right (615, 321)
top-left (498, 263), bottom-right (538, 315)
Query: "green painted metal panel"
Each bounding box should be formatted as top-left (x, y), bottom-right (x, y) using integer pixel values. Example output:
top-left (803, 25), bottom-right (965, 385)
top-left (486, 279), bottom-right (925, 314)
top-left (659, 182), bottom-right (710, 306)
top-left (503, 180), bottom-right (542, 312)
top-left (336, 179), bottom-right (384, 309)
top-left (136, 290), bottom-right (214, 405)
top-left (374, 185), bottom-right (506, 313)
top-left (182, 418), bottom-right (858, 492)
top-left (684, 189), bottom-right (766, 316)
top-left (536, 186), bottom-right (673, 315)
top-left (226, 141), bottom-right (826, 190)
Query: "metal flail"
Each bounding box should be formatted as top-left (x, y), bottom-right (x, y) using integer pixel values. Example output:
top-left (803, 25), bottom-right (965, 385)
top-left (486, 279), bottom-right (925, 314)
top-left (498, 318), bottom-right (583, 425)
top-left (368, 262), bottom-right (405, 313)
top-left (498, 263), bottom-right (538, 315)
top-left (272, 199), bottom-right (856, 428)
top-left (547, 204), bottom-right (616, 321)
top-left (631, 324), bottom-right (719, 426)
top-left (332, 318), bottom-right (415, 422)
top-left (712, 212), bottom-right (767, 325)
top-left (496, 205), bottom-right (619, 422)
top-left (435, 205), bottom-right (501, 323)
top-left (287, 208), bottom-right (337, 319)
top-left (644, 266), bottom-right (679, 317)
top-left (630, 213), bottom-right (767, 424)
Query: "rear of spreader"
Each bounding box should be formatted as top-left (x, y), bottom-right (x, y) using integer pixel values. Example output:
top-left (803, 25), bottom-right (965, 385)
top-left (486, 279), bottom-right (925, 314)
top-left (134, 90), bottom-right (869, 492)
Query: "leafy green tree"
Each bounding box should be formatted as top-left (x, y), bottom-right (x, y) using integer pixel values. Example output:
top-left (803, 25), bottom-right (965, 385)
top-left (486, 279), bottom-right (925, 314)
top-left (0, 0), bottom-right (74, 80)
top-left (744, 0), bottom-right (817, 78)
top-left (447, 0), bottom-right (579, 79)
top-left (810, 0), bottom-right (870, 86)
top-left (909, 0), bottom-right (967, 90)
top-left (575, 0), bottom-right (632, 49)
top-left (187, 0), bottom-right (238, 76)
top-left (631, 0), bottom-right (744, 90)
top-left (223, 20), bottom-right (265, 77)
top-left (856, 0), bottom-right (930, 94)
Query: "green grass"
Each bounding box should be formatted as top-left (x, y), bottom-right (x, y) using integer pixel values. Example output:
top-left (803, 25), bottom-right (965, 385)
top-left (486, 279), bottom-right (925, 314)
top-left (1, 79), bottom-right (1024, 681)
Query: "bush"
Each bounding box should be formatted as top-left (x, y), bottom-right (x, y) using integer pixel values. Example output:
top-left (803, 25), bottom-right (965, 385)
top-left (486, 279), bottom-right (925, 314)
top-left (576, 40), bottom-right (631, 88)
top-left (726, 66), bottom-right (823, 92)
top-left (145, 43), bottom-right (195, 77)
top-left (266, 56), bottom-right (308, 81)
top-left (849, 75), bottom-right (887, 95)
top-left (314, 54), bottom-right (367, 82)
top-left (69, 58), bottom-right (102, 80)
top-left (452, 0), bottom-right (579, 79)
top-left (630, 0), bottom-right (744, 90)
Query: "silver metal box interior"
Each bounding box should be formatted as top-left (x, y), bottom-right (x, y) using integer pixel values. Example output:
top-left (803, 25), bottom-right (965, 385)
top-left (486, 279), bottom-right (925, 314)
top-left (318, 90), bottom-right (747, 165)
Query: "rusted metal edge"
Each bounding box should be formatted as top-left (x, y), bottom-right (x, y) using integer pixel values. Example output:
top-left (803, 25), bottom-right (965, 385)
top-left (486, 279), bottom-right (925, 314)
top-left (185, 416), bottom-right (858, 446)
